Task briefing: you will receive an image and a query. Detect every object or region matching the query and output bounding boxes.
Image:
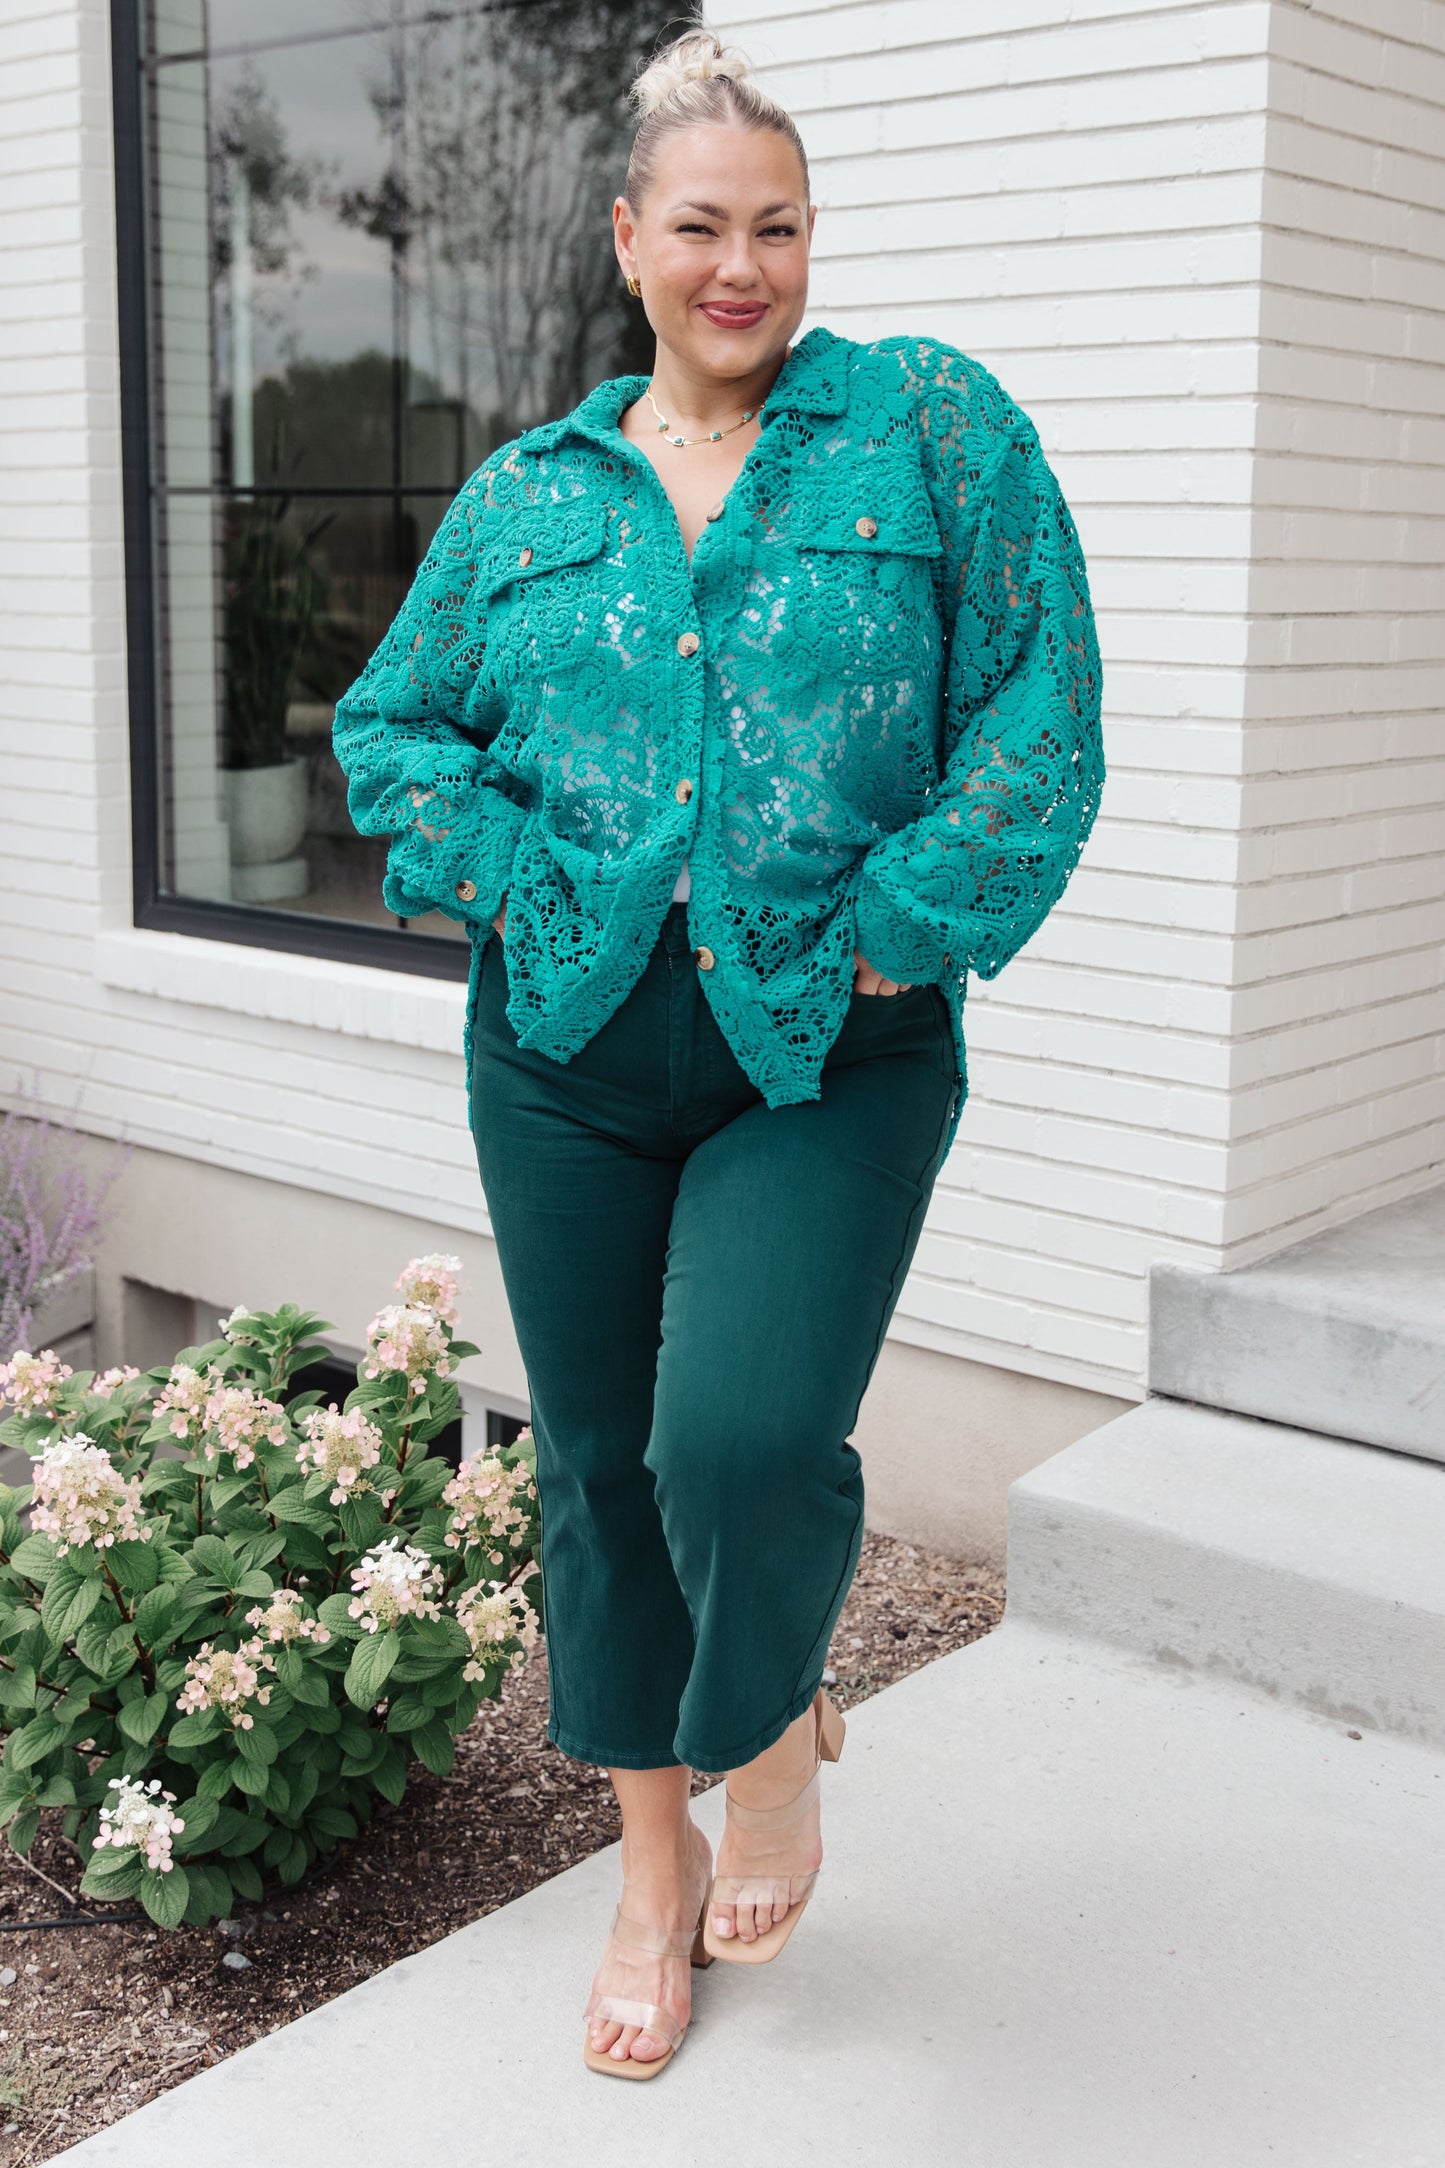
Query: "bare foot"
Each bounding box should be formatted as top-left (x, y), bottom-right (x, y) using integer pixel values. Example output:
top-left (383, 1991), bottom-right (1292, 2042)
top-left (709, 1706), bottom-right (822, 1945)
top-left (587, 1820), bottom-right (712, 2065)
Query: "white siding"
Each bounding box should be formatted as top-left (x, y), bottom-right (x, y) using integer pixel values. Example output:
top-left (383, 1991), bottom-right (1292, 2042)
top-left (0, 0), bottom-right (1440, 1412)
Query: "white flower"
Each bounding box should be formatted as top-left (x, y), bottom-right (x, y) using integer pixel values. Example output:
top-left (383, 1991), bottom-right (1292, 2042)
top-left (296, 1403), bottom-right (384, 1504)
top-left (30, 1433), bottom-right (150, 1555)
top-left (456, 1580), bottom-right (539, 1680)
top-left (348, 1539), bottom-right (443, 1633)
top-left (442, 1451), bottom-right (535, 1563)
top-left (363, 1305), bottom-right (452, 1398)
top-left (393, 1254), bottom-right (464, 1328)
top-left (93, 1776), bottom-right (185, 1873)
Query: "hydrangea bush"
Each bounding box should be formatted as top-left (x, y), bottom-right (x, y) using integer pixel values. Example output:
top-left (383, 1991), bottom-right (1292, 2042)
top-left (0, 1256), bottom-right (540, 1929)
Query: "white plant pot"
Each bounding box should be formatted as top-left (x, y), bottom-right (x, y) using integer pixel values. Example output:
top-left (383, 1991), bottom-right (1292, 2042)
top-left (222, 757), bottom-right (309, 902)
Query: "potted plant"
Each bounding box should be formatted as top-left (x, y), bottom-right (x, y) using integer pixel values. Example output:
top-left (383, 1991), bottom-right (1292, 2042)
top-left (221, 487), bottom-right (330, 903)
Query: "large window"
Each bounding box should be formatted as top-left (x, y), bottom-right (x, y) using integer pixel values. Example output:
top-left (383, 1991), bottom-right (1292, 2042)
top-left (114, 0), bottom-right (665, 973)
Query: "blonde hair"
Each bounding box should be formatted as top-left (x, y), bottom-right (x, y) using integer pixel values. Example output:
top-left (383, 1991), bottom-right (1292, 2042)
top-left (624, 28), bottom-right (810, 207)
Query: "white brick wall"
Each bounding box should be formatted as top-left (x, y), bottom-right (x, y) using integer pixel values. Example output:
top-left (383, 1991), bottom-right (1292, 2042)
top-left (0, 0), bottom-right (1440, 1408)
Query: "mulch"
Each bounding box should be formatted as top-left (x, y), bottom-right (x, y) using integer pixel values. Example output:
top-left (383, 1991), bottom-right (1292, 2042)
top-left (0, 1532), bottom-right (1004, 2164)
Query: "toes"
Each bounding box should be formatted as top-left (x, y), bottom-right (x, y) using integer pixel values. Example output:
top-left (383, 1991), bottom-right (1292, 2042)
top-left (630, 2030), bottom-right (670, 2063)
top-left (610, 2023), bottom-right (639, 2063)
top-left (590, 2017), bottom-right (622, 2053)
top-left (711, 1902), bottom-right (736, 1939)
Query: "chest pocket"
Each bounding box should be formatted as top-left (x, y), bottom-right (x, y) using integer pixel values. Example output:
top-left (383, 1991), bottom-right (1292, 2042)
top-left (780, 465), bottom-right (944, 681)
top-left (478, 498), bottom-right (611, 619)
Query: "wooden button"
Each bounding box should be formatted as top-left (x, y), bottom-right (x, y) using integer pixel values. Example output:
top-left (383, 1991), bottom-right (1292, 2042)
top-left (854, 515), bottom-right (878, 539)
top-left (455, 878), bottom-right (478, 903)
top-left (517, 546), bottom-right (533, 567)
top-left (706, 500), bottom-right (726, 522)
top-left (674, 777), bottom-right (694, 803)
top-left (695, 945), bottom-right (715, 971)
top-left (676, 631), bottom-right (701, 657)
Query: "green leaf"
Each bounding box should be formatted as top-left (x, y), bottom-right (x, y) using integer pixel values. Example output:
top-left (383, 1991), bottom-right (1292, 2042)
top-left (306, 1803), bottom-right (357, 1843)
top-left (268, 1487), bottom-right (329, 1532)
top-left (344, 1630), bottom-right (400, 1710)
top-left (409, 1718), bottom-right (455, 1779)
top-left (234, 1720), bottom-right (278, 1770)
top-left (74, 1614), bottom-right (129, 1680)
top-left (7, 1807), bottom-right (40, 1856)
top-left (80, 1851), bottom-right (144, 1900)
top-left (196, 1758), bottom-right (236, 1803)
top-left (170, 1794), bottom-right (219, 1848)
top-left (8, 1533), bottom-right (59, 1585)
top-left (383, 1691), bottom-right (430, 1733)
top-left (108, 1539), bottom-right (160, 1595)
top-left (118, 1691), bottom-right (169, 1747)
top-left (276, 1831), bottom-right (309, 1885)
top-left (40, 1561), bottom-right (104, 1644)
top-left (263, 1765), bottom-right (291, 1816)
top-left (227, 1854), bottom-right (263, 1901)
top-left (316, 1593), bottom-right (362, 1639)
top-left (273, 1649), bottom-right (329, 1706)
top-left (9, 1711), bottom-right (65, 1771)
top-left (132, 1585), bottom-right (183, 1649)
top-left (33, 1772), bottom-right (77, 1808)
top-left (166, 1709), bottom-right (222, 1750)
top-left (139, 1862), bottom-right (190, 1929)
top-left (187, 1535), bottom-right (240, 1586)
top-left (232, 1757), bottom-right (270, 1798)
top-left (370, 1739), bottom-right (407, 1807)
top-left (233, 1570), bottom-right (275, 1600)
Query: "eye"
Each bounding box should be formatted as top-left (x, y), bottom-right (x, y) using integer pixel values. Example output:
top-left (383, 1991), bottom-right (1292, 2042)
top-left (676, 221), bottom-right (716, 236)
top-left (760, 223), bottom-right (797, 238)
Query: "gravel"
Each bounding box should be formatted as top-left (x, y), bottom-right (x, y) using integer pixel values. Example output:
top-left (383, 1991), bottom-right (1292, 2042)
top-left (0, 1530), bottom-right (1004, 2164)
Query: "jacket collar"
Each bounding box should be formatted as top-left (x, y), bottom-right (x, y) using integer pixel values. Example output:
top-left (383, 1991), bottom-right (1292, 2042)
top-left (517, 323), bottom-right (851, 457)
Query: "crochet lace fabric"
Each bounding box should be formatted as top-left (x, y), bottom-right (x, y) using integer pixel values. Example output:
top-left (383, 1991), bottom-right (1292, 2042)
top-left (332, 326), bottom-right (1104, 1153)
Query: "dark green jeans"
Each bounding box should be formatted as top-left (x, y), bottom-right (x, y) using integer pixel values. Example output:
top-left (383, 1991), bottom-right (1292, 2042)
top-left (467, 903), bottom-right (958, 1773)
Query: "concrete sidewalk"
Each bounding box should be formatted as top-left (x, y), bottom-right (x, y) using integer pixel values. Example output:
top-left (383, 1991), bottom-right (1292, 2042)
top-left (55, 1619), bottom-right (1445, 2168)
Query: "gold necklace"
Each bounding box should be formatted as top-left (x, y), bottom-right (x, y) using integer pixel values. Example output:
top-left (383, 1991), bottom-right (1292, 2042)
top-left (645, 382), bottom-right (757, 448)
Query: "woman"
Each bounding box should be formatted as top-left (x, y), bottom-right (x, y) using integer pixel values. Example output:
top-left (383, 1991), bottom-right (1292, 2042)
top-left (333, 28), bottom-right (1103, 2078)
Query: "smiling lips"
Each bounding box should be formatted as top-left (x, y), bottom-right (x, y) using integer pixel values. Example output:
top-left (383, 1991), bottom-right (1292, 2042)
top-left (699, 301), bottom-right (769, 329)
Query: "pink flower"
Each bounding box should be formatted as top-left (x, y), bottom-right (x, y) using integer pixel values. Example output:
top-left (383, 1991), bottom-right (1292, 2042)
top-left (92, 1776), bottom-right (185, 1873)
top-left (90, 1365), bottom-right (141, 1401)
top-left (0, 1349), bottom-right (73, 1416)
top-left (442, 1449), bottom-right (535, 1564)
top-left (363, 1305), bottom-right (451, 1397)
top-left (30, 1433), bottom-right (151, 1555)
top-left (296, 1403), bottom-right (383, 1504)
top-left (154, 1362), bottom-right (214, 1445)
top-left (244, 1588), bottom-right (330, 1647)
top-left (177, 1637), bottom-right (274, 1728)
top-left (393, 1253), bottom-right (464, 1328)
top-left (200, 1380), bottom-right (287, 1471)
top-left (347, 1539), bottom-right (443, 1633)
top-left (455, 1581), bottom-right (540, 1680)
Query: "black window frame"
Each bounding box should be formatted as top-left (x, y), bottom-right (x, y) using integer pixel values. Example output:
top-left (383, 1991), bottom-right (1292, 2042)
top-left (111, 0), bottom-right (470, 983)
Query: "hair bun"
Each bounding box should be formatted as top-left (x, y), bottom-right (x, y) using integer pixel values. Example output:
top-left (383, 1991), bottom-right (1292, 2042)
top-left (629, 29), bottom-right (753, 119)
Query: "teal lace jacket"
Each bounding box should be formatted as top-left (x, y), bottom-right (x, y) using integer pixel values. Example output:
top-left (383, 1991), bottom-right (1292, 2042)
top-left (332, 325), bottom-right (1104, 1154)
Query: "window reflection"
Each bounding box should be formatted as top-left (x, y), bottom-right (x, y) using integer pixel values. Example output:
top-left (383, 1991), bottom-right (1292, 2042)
top-left (138, 0), bottom-right (663, 942)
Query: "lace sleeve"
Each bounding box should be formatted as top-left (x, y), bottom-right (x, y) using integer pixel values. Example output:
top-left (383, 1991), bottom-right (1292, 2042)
top-left (852, 378), bottom-right (1104, 985)
top-left (331, 465), bottom-right (526, 929)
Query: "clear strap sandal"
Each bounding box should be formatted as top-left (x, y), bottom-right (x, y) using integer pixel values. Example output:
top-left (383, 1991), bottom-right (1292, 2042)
top-left (582, 1903), bottom-right (713, 2080)
top-left (702, 1688), bottom-right (846, 1966)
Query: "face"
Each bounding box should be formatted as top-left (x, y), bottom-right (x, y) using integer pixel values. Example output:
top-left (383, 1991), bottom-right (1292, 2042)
top-left (613, 122), bottom-right (814, 382)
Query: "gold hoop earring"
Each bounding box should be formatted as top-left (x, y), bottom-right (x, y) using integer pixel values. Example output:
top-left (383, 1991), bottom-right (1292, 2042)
top-left (624, 272), bottom-right (642, 299)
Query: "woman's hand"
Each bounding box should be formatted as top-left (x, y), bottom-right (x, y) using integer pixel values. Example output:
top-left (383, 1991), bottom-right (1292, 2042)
top-left (491, 898), bottom-right (508, 940)
top-left (851, 950), bottom-right (912, 997)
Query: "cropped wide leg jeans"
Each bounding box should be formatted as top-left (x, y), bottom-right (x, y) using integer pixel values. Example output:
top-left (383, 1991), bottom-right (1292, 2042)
top-left (467, 903), bottom-right (959, 1774)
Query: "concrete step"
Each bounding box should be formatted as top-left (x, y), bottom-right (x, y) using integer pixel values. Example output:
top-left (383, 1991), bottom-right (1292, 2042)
top-left (1007, 1397), bottom-right (1445, 1749)
top-left (1148, 1181), bottom-right (1445, 1461)
top-left (53, 1621), bottom-right (1445, 2168)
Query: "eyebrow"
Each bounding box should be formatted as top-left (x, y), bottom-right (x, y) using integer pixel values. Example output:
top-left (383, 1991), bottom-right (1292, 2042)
top-left (673, 199), bottom-right (800, 220)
